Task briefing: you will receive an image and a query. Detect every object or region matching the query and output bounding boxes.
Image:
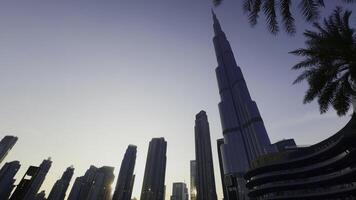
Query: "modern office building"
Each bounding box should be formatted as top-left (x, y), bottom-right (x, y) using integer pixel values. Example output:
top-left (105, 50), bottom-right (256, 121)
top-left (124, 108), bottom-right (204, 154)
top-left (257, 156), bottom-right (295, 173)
top-left (0, 161), bottom-right (21, 199)
top-left (190, 160), bottom-right (197, 200)
top-left (48, 166), bottom-right (74, 200)
top-left (245, 115), bottom-right (356, 199)
top-left (87, 166), bottom-right (115, 200)
top-left (0, 136), bottom-right (18, 163)
top-left (194, 111), bottom-right (217, 200)
top-left (217, 139), bottom-right (228, 200)
top-left (170, 182), bottom-right (188, 200)
top-left (140, 137), bottom-right (167, 200)
top-left (211, 11), bottom-right (273, 199)
top-left (67, 165), bottom-right (98, 200)
top-left (10, 158), bottom-right (52, 200)
top-left (113, 145), bottom-right (137, 200)
top-left (67, 165), bottom-right (114, 200)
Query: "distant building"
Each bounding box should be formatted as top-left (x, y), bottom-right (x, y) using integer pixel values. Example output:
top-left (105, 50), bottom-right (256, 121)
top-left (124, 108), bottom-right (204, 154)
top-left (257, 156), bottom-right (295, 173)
top-left (271, 139), bottom-right (297, 152)
top-left (189, 160), bottom-right (196, 200)
top-left (0, 136), bottom-right (18, 163)
top-left (68, 165), bottom-right (114, 200)
top-left (10, 158), bottom-right (52, 200)
top-left (170, 182), bottom-right (188, 200)
top-left (140, 138), bottom-right (167, 200)
top-left (67, 165), bottom-right (98, 200)
top-left (0, 161), bottom-right (21, 199)
top-left (113, 145), bottom-right (137, 200)
top-left (194, 111), bottom-right (217, 200)
top-left (211, 11), bottom-right (273, 199)
top-left (216, 139), bottom-right (227, 200)
top-left (87, 166), bottom-right (115, 200)
top-left (48, 166), bottom-right (74, 200)
top-left (245, 115), bottom-right (356, 199)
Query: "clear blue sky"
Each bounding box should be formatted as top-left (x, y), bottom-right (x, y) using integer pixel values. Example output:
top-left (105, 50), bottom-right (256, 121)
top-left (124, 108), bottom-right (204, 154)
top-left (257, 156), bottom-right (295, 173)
top-left (0, 1), bottom-right (355, 199)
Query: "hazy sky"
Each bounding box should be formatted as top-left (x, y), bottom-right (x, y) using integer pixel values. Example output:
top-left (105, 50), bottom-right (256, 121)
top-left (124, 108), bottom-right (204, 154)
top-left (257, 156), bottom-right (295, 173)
top-left (0, 1), bottom-right (355, 199)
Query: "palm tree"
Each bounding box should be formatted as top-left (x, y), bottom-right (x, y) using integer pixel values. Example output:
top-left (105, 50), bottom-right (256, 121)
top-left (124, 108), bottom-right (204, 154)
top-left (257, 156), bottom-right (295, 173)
top-left (214, 0), bottom-right (355, 35)
top-left (291, 7), bottom-right (356, 116)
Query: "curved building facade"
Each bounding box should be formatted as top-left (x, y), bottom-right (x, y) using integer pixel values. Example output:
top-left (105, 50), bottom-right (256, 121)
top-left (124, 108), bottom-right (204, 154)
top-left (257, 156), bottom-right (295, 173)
top-left (244, 114), bottom-right (356, 200)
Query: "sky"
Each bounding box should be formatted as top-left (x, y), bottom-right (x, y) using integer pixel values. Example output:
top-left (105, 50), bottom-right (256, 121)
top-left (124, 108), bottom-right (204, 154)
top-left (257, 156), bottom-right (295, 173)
top-left (0, 0), bottom-right (355, 199)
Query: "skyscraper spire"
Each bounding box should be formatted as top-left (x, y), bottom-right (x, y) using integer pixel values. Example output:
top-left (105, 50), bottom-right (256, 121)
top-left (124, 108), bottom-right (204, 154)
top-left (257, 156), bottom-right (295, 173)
top-left (212, 11), bottom-right (272, 199)
top-left (211, 10), bottom-right (222, 35)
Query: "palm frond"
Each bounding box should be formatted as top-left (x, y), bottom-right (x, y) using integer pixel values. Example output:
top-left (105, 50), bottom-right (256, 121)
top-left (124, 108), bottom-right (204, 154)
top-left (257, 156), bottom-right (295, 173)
top-left (263, 0), bottom-right (279, 34)
top-left (280, 0), bottom-right (296, 34)
top-left (299, 0), bottom-right (320, 22)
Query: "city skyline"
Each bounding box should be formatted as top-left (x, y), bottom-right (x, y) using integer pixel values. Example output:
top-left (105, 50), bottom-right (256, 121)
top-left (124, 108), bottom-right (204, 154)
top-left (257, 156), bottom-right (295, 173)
top-left (0, 1), bottom-right (353, 200)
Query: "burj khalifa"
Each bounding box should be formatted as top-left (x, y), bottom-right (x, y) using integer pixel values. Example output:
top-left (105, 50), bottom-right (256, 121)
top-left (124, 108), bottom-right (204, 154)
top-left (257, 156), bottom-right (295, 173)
top-left (212, 11), bottom-right (272, 199)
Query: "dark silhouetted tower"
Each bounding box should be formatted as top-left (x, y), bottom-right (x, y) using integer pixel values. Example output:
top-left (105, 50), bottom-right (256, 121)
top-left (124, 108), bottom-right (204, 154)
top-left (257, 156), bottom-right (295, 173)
top-left (190, 160), bottom-right (196, 200)
top-left (48, 166), bottom-right (74, 200)
top-left (0, 136), bottom-right (18, 163)
top-left (87, 166), bottom-right (115, 200)
top-left (194, 111), bottom-right (217, 200)
top-left (140, 138), bottom-right (167, 200)
top-left (113, 145), bottom-right (137, 200)
top-left (170, 182), bottom-right (188, 200)
top-left (10, 158), bottom-right (52, 200)
top-left (0, 161), bottom-right (21, 199)
top-left (212, 11), bottom-right (273, 199)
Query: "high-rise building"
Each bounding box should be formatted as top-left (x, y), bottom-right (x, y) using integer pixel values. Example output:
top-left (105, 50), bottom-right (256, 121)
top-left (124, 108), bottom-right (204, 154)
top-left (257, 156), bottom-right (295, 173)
top-left (189, 160), bottom-right (196, 200)
top-left (87, 166), bottom-right (115, 200)
top-left (216, 139), bottom-right (227, 200)
top-left (170, 182), bottom-right (188, 200)
top-left (48, 166), bottom-right (74, 200)
top-left (10, 158), bottom-right (52, 200)
top-left (67, 165), bottom-right (98, 200)
top-left (113, 145), bottom-right (137, 200)
top-left (140, 137), bottom-right (167, 200)
top-left (212, 11), bottom-right (273, 199)
top-left (0, 136), bottom-right (18, 163)
top-left (0, 161), bottom-right (21, 199)
top-left (67, 165), bottom-right (114, 200)
top-left (194, 111), bottom-right (217, 200)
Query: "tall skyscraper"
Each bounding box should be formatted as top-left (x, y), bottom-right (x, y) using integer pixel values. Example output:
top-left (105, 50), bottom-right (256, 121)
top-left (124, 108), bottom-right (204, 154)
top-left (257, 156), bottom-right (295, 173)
top-left (113, 145), bottom-right (137, 200)
top-left (170, 182), bottom-right (188, 200)
top-left (194, 111), bottom-right (217, 200)
top-left (10, 158), bottom-right (52, 200)
top-left (189, 160), bottom-right (196, 200)
top-left (48, 166), bottom-right (74, 200)
top-left (212, 11), bottom-right (272, 199)
top-left (0, 161), bottom-right (21, 199)
top-left (67, 165), bottom-right (98, 200)
top-left (216, 139), bottom-right (227, 200)
top-left (0, 136), bottom-right (18, 163)
top-left (140, 137), bottom-right (167, 200)
top-left (87, 166), bottom-right (115, 200)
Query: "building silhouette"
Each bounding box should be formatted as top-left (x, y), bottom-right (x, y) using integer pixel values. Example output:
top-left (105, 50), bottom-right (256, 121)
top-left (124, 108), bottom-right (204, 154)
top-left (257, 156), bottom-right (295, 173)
top-left (87, 166), bottom-right (115, 200)
top-left (189, 160), bottom-right (196, 200)
top-left (67, 165), bottom-right (98, 200)
top-left (245, 115), bottom-right (356, 199)
top-left (10, 158), bottom-right (52, 200)
top-left (216, 139), bottom-right (227, 200)
top-left (140, 137), bottom-right (167, 200)
top-left (48, 166), bottom-right (74, 200)
top-left (0, 136), bottom-right (18, 163)
top-left (170, 182), bottom-right (188, 200)
top-left (194, 111), bottom-right (217, 200)
top-left (0, 161), bottom-right (21, 199)
top-left (212, 11), bottom-right (273, 199)
top-left (113, 145), bottom-right (137, 200)
top-left (67, 165), bottom-right (114, 200)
